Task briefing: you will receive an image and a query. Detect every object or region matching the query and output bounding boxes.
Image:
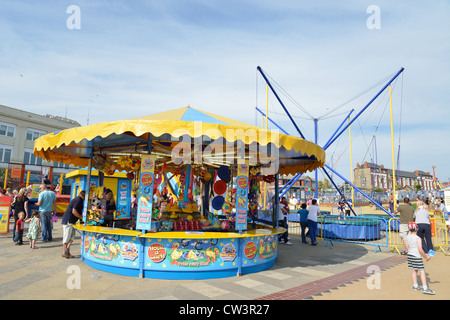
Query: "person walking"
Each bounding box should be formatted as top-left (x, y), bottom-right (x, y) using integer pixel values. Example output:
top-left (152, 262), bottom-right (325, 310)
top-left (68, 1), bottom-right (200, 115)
top-left (61, 190), bottom-right (85, 259)
top-left (36, 184), bottom-right (56, 242)
top-left (297, 203), bottom-right (309, 244)
top-left (414, 200), bottom-right (434, 255)
top-left (394, 197), bottom-right (415, 255)
top-left (404, 222), bottom-right (435, 295)
top-left (307, 199), bottom-right (320, 246)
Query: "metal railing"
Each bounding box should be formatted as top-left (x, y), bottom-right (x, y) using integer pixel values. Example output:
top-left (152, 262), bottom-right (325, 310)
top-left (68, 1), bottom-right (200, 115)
top-left (288, 213), bottom-right (389, 253)
top-left (388, 217), bottom-right (449, 255)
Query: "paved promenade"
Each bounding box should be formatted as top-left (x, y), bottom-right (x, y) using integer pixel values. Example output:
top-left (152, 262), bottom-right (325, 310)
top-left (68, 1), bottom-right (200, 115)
top-left (1, 218), bottom-right (448, 301)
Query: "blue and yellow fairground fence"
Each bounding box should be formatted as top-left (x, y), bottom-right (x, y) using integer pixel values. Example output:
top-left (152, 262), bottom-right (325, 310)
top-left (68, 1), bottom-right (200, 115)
top-left (287, 213), bottom-right (389, 253)
top-left (287, 212), bottom-right (449, 254)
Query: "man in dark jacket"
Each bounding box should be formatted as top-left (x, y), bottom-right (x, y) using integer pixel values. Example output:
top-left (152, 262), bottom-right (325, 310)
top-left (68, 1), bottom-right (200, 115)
top-left (61, 190), bottom-right (85, 259)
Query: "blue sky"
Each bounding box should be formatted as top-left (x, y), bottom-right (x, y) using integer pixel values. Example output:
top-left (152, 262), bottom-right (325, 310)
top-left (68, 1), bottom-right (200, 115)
top-left (1, 1), bottom-right (449, 183)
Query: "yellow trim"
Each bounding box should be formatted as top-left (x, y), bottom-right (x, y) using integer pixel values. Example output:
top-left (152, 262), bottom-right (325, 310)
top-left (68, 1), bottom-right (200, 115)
top-left (74, 224), bottom-right (142, 237)
top-left (74, 224), bottom-right (286, 239)
top-left (66, 169), bottom-right (128, 179)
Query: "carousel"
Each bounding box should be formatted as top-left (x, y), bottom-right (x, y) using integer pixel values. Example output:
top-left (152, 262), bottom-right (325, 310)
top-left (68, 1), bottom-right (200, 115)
top-left (34, 106), bottom-right (325, 279)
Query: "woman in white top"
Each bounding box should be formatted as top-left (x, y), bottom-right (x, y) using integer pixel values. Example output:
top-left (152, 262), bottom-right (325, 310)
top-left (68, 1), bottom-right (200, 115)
top-left (413, 201), bottom-right (433, 254)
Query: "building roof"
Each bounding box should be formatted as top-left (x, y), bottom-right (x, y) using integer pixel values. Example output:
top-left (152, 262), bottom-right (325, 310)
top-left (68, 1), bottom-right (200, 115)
top-left (387, 169), bottom-right (418, 179)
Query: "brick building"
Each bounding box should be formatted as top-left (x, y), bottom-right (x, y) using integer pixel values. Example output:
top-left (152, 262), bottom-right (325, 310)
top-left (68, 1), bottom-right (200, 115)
top-left (353, 161), bottom-right (435, 191)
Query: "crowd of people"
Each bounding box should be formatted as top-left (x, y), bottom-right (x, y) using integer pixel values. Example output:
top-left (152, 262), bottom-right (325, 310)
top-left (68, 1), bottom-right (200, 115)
top-left (2, 179), bottom-right (86, 260)
top-left (280, 193), bottom-right (447, 295)
top-left (393, 196), bottom-right (448, 295)
top-left (3, 183), bottom-right (57, 247)
top-left (395, 196), bottom-right (448, 256)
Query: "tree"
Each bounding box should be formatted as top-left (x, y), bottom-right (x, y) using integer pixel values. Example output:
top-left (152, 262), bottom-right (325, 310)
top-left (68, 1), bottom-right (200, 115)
top-left (323, 178), bottom-right (331, 191)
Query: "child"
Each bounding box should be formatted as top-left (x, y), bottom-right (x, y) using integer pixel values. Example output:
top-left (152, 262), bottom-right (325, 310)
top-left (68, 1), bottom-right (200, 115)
top-left (337, 197), bottom-right (346, 221)
top-left (14, 211), bottom-right (26, 245)
top-left (26, 210), bottom-right (41, 249)
top-left (404, 221), bottom-right (435, 295)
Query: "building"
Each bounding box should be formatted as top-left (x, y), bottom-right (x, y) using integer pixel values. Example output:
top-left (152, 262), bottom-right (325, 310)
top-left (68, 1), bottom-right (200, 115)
top-left (0, 104), bottom-right (81, 191)
top-left (353, 161), bottom-right (435, 192)
top-left (279, 174), bottom-right (315, 196)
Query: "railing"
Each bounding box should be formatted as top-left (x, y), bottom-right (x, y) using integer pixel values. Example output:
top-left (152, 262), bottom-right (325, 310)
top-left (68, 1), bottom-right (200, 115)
top-left (388, 217), bottom-right (449, 255)
top-left (287, 211), bottom-right (449, 255)
top-left (330, 206), bottom-right (362, 216)
top-left (287, 213), bottom-right (389, 253)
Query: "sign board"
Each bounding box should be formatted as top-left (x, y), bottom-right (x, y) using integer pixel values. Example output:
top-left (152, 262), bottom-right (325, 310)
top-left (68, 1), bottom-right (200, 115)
top-left (30, 184), bottom-right (41, 199)
top-left (136, 155), bottom-right (156, 231)
top-left (115, 179), bottom-right (132, 220)
top-left (235, 162), bottom-right (249, 231)
top-left (0, 197), bottom-right (12, 235)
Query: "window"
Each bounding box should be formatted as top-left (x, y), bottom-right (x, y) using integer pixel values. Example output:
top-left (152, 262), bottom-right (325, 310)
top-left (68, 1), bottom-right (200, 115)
top-left (0, 145), bottom-right (13, 163)
top-left (53, 161), bottom-right (69, 169)
top-left (26, 128), bottom-right (46, 141)
top-left (23, 148), bottom-right (42, 166)
top-left (0, 123), bottom-right (15, 138)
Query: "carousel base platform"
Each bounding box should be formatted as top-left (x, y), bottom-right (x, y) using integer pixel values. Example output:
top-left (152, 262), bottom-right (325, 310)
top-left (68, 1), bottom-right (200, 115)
top-left (74, 224), bottom-right (282, 280)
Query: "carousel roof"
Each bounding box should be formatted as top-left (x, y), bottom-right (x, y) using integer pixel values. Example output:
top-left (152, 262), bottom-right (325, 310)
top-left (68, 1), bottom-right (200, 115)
top-left (33, 106), bottom-right (325, 175)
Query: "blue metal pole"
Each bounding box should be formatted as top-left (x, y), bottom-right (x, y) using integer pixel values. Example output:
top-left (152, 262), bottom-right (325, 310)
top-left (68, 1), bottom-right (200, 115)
top-left (278, 173), bottom-right (299, 194)
top-left (314, 118), bottom-right (318, 199)
top-left (322, 109), bottom-right (355, 150)
top-left (255, 107), bottom-right (290, 135)
top-left (266, 173), bottom-right (301, 206)
top-left (257, 66), bottom-right (306, 139)
top-left (274, 173), bottom-right (280, 229)
top-left (321, 167), bottom-right (357, 216)
top-left (280, 173), bottom-right (303, 199)
top-left (324, 164), bottom-right (394, 217)
top-left (324, 67), bottom-right (404, 151)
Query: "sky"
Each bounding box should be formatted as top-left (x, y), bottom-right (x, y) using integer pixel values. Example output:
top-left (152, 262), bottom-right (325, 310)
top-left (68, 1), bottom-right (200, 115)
top-left (1, 0), bottom-right (449, 184)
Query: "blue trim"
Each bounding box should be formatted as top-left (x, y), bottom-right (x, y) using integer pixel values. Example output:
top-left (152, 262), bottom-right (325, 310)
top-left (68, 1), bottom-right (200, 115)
top-left (81, 249), bottom-right (277, 280)
top-left (84, 258), bottom-right (141, 278)
top-left (180, 108), bottom-right (228, 125)
top-left (241, 259), bottom-right (276, 275)
top-left (143, 268), bottom-right (238, 280)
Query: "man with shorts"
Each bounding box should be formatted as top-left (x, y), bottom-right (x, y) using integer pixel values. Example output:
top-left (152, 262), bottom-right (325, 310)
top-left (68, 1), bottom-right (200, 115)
top-left (394, 197), bottom-right (415, 255)
top-left (62, 190), bottom-right (85, 259)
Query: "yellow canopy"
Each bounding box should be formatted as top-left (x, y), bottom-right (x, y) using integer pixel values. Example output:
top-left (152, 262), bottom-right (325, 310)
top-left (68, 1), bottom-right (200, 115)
top-left (34, 106), bottom-right (325, 175)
